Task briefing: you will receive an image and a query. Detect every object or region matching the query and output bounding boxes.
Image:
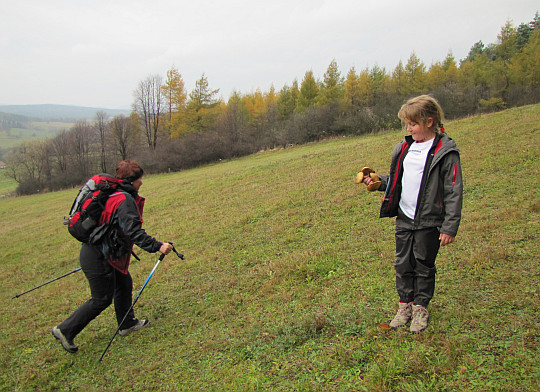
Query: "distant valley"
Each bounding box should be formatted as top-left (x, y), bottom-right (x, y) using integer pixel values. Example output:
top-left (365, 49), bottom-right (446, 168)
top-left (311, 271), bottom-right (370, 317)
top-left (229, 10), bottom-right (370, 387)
top-left (0, 104), bottom-right (131, 150)
top-left (0, 104), bottom-right (131, 121)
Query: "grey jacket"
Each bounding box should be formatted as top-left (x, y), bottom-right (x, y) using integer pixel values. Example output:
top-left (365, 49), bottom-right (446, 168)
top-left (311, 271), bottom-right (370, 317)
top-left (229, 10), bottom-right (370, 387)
top-left (377, 133), bottom-right (463, 237)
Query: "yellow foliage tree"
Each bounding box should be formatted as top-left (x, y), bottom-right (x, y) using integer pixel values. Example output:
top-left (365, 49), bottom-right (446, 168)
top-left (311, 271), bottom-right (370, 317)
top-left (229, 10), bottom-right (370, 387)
top-left (344, 67), bottom-right (360, 107)
top-left (162, 66), bottom-right (187, 138)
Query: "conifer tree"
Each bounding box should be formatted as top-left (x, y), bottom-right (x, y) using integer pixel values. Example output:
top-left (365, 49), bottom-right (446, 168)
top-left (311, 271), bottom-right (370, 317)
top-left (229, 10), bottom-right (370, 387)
top-left (278, 80), bottom-right (299, 119)
top-left (184, 74), bottom-right (221, 133)
top-left (318, 59), bottom-right (344, 105)
top-left (344, 67), bottom-right (360, 107)
top-left (297, 70), bottom-right (319, 111)
top-left (404, 52), bottom-right (427, 95)
top-left (495, 21), bottom-right (518, 62)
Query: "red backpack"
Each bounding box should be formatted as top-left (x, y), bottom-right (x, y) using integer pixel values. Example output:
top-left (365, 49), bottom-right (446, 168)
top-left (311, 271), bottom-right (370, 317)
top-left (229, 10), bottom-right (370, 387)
top-left (65, 174), bottom-right (124, 243)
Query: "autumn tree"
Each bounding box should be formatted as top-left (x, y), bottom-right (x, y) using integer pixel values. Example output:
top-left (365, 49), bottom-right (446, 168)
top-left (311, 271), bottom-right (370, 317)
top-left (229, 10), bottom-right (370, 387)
top-left (219, 91), bottom-right (250, 136)
top-left (508, 29), bottom-right (540, 105)
top-left (243, 88), bottom-right (277, 128)
top-left (357, 67), bottom-right (374, 106)
top-left (426, 53), bottom-right (458, 90)
top-left (244, 90), bottom-right (265, 120)
top-left (495, 21), bottom-right (518, 62)
top-left (162, 66), bottom-right (187, 138)
top-left (404, 52), bottom-right (427, 96)
top-left (242, 87), bottom-right (279, 147)
top-left (344, 67), bottom-right (360, 107)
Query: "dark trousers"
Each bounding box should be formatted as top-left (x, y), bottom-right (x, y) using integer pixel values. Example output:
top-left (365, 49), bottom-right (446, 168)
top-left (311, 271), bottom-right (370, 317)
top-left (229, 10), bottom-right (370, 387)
top-left (57, 244), bottom-right (137, 340)
top-left (394, 217), bottom-right (440, 308)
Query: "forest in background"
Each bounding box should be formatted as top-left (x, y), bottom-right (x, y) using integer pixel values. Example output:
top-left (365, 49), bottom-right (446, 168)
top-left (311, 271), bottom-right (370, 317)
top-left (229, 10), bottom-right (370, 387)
top-left (4, 14), bottom-right (540, 195)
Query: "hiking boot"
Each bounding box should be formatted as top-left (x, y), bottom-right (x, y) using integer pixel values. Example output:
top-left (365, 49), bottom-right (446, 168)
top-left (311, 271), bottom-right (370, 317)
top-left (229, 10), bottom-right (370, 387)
top-left (410, 305), bottom-right (429, 333)
top-left (51, 326), bottom-right (78, 353)
top-left (119, 319), bottom-right (150, 336)
top-left (389, 302), bottom-right (412, 328)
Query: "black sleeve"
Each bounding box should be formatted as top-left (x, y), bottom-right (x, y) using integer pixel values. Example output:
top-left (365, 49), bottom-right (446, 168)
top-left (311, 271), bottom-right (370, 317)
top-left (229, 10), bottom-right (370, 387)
top-left (116, 195), bottom-right (163, 253)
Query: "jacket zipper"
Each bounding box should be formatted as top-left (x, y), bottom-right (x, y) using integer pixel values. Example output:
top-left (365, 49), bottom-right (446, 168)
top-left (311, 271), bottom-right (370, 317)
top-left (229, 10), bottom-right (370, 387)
top-left (413, 135), bottom-right (442, 225)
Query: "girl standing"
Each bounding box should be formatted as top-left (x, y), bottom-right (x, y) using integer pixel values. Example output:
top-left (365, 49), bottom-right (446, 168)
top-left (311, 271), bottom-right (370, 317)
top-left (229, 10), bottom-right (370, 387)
top-left (362, 95), bottom-right (463, 333)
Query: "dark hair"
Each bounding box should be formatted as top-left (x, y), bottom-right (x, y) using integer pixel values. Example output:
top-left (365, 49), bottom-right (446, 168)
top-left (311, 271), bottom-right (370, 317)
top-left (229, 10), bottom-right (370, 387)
top-left (115, 160), bottom-right (144, 182)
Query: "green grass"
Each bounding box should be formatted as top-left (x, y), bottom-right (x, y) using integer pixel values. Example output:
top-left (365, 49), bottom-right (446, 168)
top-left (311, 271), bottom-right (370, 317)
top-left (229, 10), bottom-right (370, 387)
top-left (1, 105), bottom-right (538, 391)
top-left (0, 170), bottom-right (17, 196)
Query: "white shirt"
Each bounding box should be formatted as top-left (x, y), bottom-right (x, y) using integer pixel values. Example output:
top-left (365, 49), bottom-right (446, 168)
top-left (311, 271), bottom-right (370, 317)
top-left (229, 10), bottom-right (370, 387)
top-left (399, 139), bottom-right (435, 219)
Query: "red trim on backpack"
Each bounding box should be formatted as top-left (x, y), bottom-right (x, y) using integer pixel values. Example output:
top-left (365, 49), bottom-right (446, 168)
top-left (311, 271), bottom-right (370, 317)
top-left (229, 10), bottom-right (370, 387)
top-left (99, 192), bottom-right (127, 225)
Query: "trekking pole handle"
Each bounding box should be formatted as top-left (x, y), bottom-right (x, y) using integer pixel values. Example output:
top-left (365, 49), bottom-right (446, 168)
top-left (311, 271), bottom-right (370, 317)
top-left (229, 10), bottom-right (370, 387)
top-left (167, 241), bottom-right (184, 260)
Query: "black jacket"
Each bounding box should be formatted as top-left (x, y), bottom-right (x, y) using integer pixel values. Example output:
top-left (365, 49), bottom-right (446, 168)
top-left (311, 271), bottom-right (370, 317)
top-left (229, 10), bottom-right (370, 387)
top-left (90, 184), bottom-right (162, 273)
top-left (377, 133), bottom-right (463, 236)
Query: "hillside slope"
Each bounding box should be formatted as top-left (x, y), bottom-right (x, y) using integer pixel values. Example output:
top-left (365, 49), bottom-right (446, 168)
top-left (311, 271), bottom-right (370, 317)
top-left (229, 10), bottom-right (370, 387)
top-left (0, 104), bottom-right (538, 391)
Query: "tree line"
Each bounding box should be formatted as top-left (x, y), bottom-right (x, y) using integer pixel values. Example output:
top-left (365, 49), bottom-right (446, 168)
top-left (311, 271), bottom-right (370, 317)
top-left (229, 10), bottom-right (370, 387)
top-left (6, 14), bottom-right (540, 195)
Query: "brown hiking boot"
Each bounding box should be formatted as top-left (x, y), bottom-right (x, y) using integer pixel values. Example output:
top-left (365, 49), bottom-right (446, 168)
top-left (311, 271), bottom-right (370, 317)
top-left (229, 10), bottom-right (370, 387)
top-left (389, 302), bottom-right (412, 328)
top-left (410, 305), bottom-right (429, 333)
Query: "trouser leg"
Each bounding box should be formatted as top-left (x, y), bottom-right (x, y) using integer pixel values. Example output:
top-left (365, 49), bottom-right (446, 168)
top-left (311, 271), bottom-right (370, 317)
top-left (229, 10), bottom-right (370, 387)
top-left (395, 221), bottom-right (440, 307)
top-left (58, 244), bottom-right (114, 340)
top-left (394, 227), bottom-right (415, 303)
top-left (113, 271), bottom-right (137, 329)
top-left (411, 227), bottom-right (440, 307)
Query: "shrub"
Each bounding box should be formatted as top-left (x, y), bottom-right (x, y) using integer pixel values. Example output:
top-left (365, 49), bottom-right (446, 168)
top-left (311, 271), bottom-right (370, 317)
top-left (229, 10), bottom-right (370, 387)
top-left (479, 97), bottom-right (506, 112)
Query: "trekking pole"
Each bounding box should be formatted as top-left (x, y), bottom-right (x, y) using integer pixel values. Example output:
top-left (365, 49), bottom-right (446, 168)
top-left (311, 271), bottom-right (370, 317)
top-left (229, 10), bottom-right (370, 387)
top-left (12, 253), bottom-right (138, 299)
top-left (12, 267), bottom-right (82, 299)
top-left (99, 242), bottom-right (184, 362)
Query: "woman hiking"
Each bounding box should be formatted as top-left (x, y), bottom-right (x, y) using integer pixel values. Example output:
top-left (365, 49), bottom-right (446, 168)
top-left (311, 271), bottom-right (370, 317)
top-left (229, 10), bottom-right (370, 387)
top-left (52, 160), bottom-right (173, 353)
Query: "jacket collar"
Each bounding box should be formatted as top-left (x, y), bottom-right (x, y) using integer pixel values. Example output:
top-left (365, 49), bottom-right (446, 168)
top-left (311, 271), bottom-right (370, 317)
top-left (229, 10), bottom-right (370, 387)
top-left (117, 181), bottom-right (139, 198)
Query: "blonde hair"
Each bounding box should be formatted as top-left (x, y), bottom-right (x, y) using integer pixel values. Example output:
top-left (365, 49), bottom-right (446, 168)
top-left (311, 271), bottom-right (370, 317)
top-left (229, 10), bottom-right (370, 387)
top-left (398, 95), bottom-right (445, 133)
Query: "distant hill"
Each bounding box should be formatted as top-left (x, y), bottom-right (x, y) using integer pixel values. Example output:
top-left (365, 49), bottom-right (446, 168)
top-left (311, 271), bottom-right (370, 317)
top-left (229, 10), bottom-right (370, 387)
top-left (0, 111), bottom-right (33, 129)
top-left (0, 104), bottom-right (131, 121)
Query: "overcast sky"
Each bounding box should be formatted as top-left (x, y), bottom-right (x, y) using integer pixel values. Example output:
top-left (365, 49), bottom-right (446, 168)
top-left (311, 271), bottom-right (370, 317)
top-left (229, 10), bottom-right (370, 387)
top-left (1, 0), bottom-right (538, 109)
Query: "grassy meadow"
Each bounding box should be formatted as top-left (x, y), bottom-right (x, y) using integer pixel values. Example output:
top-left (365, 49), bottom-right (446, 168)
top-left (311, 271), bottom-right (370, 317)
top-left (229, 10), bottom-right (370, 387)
top-left (0, 121), bottom-right (71, 149)
top-left (0, 170), bottom-right (17, 197)
top-left (0, 105), bottom-right (538, 391)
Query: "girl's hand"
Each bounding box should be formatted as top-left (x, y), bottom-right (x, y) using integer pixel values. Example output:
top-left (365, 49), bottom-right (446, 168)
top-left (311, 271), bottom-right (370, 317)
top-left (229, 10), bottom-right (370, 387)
top-left (159, 242), bottom-right (173, 255)
top-left (439, 233), bottom-right (455, 246)
top-left (363, 176), bottom-right (373, 185)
